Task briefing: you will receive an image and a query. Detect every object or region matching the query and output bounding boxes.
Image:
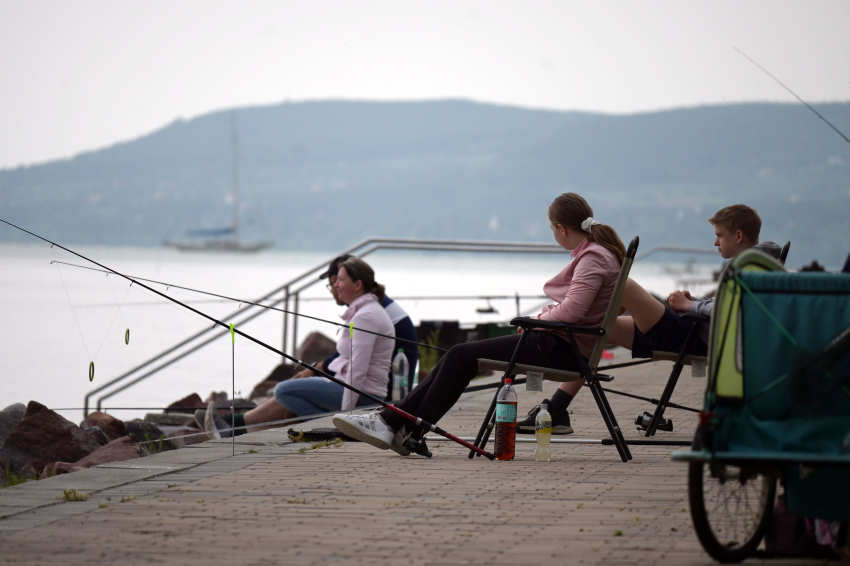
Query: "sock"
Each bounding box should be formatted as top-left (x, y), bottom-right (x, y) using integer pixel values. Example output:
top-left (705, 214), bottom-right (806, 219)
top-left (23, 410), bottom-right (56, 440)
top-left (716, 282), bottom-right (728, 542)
top-left (548, 389), bottom-right (574, 415)
top-left (222, 413), bottom-right (247, 436)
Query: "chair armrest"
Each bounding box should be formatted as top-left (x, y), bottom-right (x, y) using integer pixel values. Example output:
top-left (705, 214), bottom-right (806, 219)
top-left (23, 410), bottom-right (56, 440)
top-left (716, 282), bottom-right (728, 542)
top-left (509, 317), bottom-right (605, 336)
top-left (680, 312), bottom-right (710, 324)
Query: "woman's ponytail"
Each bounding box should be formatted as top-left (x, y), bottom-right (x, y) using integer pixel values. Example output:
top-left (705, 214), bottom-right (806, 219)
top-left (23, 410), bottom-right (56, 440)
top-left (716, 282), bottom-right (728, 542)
top-left (548, 193), bottom-right (626, 264)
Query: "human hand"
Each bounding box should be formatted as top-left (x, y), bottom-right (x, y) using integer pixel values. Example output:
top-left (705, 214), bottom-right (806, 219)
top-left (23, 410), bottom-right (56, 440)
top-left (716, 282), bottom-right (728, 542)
top-left (667, 290), bottom-right (693, 313)
top-left (517, 326), bottom-right (524, 334)
top-left (291, 368), bottom-right (315, 380)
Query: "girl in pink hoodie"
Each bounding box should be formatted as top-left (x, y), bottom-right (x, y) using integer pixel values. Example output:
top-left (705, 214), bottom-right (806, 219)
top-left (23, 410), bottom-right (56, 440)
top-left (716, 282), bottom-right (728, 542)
top-left (335, 193), bottom-right (627, 453)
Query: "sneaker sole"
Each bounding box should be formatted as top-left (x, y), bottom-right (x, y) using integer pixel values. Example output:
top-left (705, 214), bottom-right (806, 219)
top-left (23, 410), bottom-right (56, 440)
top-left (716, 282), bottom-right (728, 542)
top-left (517, 425), bottom-right (574, 435)
top-left (332, 416), bottom-right (392, 450)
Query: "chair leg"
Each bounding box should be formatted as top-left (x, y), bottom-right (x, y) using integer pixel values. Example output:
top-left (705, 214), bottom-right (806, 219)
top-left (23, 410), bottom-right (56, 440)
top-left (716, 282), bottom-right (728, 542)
top-left (468, 330), bottom-right (529, 459)
top-left (645, 322), bottom-right (700, 437)
top-left (468, 388), bottom-right (499, 459)
top-left (585, 376), bottom-right (632, 462)
top-left (564, 330), bottom-right (632, 462)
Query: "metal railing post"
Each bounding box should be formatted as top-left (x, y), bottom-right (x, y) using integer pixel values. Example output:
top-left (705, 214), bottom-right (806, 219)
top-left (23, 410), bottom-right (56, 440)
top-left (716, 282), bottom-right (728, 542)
top-left (282, 286), bottom-right (289, 359)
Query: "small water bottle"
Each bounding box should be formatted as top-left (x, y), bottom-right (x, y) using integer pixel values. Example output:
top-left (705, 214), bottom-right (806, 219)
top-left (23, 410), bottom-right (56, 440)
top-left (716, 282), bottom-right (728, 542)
top-left (534, 403), bottom-right (552, 462)
top-left (494, 378), bottom-right (518, 461)
top-left (392, 349), bottom-right (409, 398)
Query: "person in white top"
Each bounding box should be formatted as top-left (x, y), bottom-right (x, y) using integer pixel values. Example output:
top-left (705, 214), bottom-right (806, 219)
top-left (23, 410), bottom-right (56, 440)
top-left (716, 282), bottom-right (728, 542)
top-left (204, 257), bottom-right (395, 437)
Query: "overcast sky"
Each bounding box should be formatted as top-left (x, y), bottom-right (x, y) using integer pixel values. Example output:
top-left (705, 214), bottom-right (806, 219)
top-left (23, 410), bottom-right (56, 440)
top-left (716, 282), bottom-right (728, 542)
top-left (1, 0), bottom-right (849, 170)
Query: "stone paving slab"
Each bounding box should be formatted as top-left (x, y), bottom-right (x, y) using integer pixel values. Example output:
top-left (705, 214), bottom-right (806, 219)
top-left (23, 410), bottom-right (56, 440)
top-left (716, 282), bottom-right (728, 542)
top-left (0, 352), bottom-right (830, 564)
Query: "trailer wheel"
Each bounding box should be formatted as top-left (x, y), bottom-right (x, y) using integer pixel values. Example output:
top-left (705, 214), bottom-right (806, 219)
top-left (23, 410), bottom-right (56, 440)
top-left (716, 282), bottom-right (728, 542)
top-left (688, 458), bottom-right (776, 563)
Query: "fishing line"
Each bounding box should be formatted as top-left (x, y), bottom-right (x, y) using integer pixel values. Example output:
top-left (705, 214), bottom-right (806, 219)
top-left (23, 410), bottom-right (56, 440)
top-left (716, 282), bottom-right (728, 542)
top-left (102, 272), bottom-right (132, 344)
top-left (50, 248), bottom-right (92, 371)
top-left (2, 218), bottom-right (494, 459)
top-left (735, 47), bottom-right (850, 147)
top-left (91, 279), bottom-right (132, 358)
top-left (51, 259), bottom-right (448, 353)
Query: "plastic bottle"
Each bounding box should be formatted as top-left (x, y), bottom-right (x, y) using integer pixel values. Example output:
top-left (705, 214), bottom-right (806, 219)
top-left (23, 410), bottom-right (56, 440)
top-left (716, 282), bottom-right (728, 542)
top-left (494, 378), bottom-right (518, 460)
top-left (534, 403), bottom-right (552, 462)
top-left (392, 349), bottom-right (409, 399)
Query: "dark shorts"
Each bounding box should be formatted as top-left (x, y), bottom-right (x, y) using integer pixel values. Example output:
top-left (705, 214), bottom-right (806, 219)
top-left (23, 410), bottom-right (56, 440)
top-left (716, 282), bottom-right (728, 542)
top-left (631, 306), bottom-right (708, 359)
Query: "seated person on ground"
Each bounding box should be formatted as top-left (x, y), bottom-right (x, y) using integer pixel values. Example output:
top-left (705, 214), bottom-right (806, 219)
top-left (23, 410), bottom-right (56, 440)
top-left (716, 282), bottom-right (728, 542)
top-left (313, 254), bottom-right (418, 396)
top-left (514, 204), bottom-right (781, 435)
top-left (202, 257), bottom-right (395, 437)
top-left (333, 192), bottom-right (627, 456)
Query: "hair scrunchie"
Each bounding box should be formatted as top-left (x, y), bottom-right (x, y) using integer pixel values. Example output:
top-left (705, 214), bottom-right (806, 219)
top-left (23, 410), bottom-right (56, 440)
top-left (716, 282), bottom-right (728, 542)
top-left (581, 217), bottom-right (602, 232)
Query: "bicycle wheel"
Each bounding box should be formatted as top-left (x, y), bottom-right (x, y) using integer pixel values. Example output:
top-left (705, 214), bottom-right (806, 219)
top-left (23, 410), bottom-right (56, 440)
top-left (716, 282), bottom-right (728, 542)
top-left (688, 460), bottom-right (776, 563)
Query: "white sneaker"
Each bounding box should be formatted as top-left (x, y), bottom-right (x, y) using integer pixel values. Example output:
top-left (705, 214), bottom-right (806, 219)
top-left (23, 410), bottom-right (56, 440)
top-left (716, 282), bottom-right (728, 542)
top-left (204, 402), bottom-right (221, 440)
top-left (333, 411), bottom-right (410, 455)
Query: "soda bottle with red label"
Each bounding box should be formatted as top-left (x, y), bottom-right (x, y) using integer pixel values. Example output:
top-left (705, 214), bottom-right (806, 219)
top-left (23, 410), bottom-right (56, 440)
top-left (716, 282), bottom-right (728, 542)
top-left (494, 377), bottom-right (518, 460)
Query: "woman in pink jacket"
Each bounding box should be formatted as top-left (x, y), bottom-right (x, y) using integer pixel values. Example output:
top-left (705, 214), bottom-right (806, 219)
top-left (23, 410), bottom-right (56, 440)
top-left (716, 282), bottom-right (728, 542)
top-left (207, 257), bottom-right (395, 438)
top-left (335, 193), bottom-right (626, 454)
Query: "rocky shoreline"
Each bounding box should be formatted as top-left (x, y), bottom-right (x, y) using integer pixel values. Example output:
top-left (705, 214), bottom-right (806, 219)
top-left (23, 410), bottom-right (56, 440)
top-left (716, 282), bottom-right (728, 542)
top-left (0, 331), bottom-right (342, 487)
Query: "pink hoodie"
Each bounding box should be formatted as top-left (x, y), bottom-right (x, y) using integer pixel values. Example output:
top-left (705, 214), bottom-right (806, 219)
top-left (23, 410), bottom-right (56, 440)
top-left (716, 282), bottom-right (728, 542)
top-left (536, 237), bottom-right (621, 358)
top-left (328, 293), bottom-right (395, 411)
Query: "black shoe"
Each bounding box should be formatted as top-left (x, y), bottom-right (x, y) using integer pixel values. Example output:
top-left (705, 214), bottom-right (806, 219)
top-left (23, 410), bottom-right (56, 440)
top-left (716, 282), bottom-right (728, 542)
top-left (516, 400), bottom-right (573, 435)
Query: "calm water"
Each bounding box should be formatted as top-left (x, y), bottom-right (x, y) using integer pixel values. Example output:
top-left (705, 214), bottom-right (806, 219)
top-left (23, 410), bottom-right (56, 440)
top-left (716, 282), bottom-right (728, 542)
top-left (0, 242), bottom-right (721, 423)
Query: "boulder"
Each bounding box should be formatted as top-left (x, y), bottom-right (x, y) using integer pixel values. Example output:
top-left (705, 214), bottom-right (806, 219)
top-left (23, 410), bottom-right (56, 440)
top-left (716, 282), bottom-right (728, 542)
top-left (250, 380), bottom-right (278, 401)
top-left (165, 393), bottom-right (205, 414)
top-left (265, 363), bottom-right (298, 382)
top-left (84, 411), bottom-right (127, 440)
top-left (0, 403), bottom-right (26, 446)
top-left (84, 426), bottom-right (111, 446)
top-left (45, 462), bottom-right (82, 477)
top-left (41, 462), bottom-right (84, 478)
top-left (124, 419), bottom-right (172, 450)
top-left (160, 425), bottom-right (208, 448)
top-left (75, 436), bottom-right (139, 467)
top-left (0, 401), bottom-right (101, 474)
top-left (41, 436), bottom-right (140, 478)
top-left (297, 331), bottom-right (337, 364)
top-left (144, 413), bottom-right (195, 426)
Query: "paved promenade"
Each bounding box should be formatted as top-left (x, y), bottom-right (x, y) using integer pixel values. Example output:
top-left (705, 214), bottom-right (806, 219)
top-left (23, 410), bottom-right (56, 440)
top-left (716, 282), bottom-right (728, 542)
top-left (0, 352), bottom-right (824, 565)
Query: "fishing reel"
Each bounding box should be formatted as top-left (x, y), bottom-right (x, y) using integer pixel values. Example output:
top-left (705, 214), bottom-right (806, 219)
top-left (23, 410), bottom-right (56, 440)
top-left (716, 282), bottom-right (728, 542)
top-left (635, 411), bottom-right (673, 432)
top-left (402, 431), bottom-right (433, 458)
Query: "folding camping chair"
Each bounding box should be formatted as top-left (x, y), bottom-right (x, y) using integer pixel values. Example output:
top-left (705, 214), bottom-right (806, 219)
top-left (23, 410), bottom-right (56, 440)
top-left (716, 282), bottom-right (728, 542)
top-left (638, 240), bottom-right (792, 437)
top-left (469, 236), bottom-right (640, 463)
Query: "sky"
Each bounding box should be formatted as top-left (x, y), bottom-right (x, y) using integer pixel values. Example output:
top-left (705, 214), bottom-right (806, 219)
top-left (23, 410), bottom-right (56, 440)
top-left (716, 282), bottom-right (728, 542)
top-left (1, 0), bottom-right (849, 170)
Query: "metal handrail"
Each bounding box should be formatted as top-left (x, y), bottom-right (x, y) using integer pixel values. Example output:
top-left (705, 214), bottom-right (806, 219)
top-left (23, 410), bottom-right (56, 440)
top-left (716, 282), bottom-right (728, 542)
top-left (634, 246), bottom-right (717, 261)
top-left (84, 238), bottom-right (720, 417)
top-left (84, 237), bottom-right (563, 416)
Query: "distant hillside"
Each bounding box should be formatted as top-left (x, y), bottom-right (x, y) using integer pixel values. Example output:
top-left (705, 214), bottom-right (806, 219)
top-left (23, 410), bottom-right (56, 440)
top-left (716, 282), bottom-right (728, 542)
top-left (1, 99), bottom-right (848, 266)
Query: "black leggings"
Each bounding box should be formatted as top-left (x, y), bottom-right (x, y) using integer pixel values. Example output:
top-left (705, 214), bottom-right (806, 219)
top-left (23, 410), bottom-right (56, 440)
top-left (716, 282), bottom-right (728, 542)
top-left (380, 331), bottom-right (584, 431)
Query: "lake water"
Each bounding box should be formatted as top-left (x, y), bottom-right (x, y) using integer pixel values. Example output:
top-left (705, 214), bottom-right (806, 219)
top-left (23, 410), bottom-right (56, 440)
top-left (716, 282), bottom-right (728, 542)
top-left (0, 242), bottom-right (722, 424)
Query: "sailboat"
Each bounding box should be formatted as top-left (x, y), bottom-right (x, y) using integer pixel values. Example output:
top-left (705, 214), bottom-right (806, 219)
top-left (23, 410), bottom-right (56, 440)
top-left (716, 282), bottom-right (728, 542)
top-left (164, 113), bottom-right (273, 253)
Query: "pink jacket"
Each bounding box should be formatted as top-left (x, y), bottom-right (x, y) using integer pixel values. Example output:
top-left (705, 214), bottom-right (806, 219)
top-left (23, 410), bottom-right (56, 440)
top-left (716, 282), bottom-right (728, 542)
top-left (328, 293), bottom-right (395, 411)
top-left (536, 238), bottom-right (621, 359)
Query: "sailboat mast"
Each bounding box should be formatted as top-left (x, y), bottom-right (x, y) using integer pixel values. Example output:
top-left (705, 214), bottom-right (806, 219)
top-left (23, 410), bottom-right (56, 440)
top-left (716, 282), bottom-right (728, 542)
top-left (231, 112), bottom-right (239, 236)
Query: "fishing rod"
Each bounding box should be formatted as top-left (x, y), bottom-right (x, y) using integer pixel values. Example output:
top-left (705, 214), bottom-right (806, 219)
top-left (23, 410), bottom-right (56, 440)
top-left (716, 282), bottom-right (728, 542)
top-left (735, 47), bottom-right (850, 147)
top-left (1, 218), bottom-right (494, 460)
top-left (49, 259), bottom-right (448, 353)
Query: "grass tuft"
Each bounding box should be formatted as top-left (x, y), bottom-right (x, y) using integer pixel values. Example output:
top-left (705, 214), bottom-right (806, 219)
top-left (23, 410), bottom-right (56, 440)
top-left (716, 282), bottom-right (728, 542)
top-left (2, 465), bottom-right (34, 489)
top-left (287, 430), bottom-right (306, 442)
top-left (59, 489), bottom-right (89, 502)
top-left (119, 495), bottom-right (136, 503)
top-left (298, 438), bottom-right (343, 453)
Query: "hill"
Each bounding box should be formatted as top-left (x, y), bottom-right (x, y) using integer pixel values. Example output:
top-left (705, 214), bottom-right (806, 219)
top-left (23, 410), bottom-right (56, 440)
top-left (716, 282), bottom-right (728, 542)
top-left (1, 99), bottom-right (848, 266)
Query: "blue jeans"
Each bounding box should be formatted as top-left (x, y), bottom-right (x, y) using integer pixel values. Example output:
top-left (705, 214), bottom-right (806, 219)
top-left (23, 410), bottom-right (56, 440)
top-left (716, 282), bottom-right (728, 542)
top-left (273, 377), bottom-right (384, 416)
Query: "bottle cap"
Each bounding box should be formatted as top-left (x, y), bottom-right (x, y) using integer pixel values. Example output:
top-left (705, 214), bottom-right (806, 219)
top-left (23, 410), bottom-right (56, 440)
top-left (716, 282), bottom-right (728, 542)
top-left (540, 403), bottom-right (548, 411)
top-left (398, 348), bottom-right (403, 353)
top-left (504, 378), bottom-right (512, 385)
